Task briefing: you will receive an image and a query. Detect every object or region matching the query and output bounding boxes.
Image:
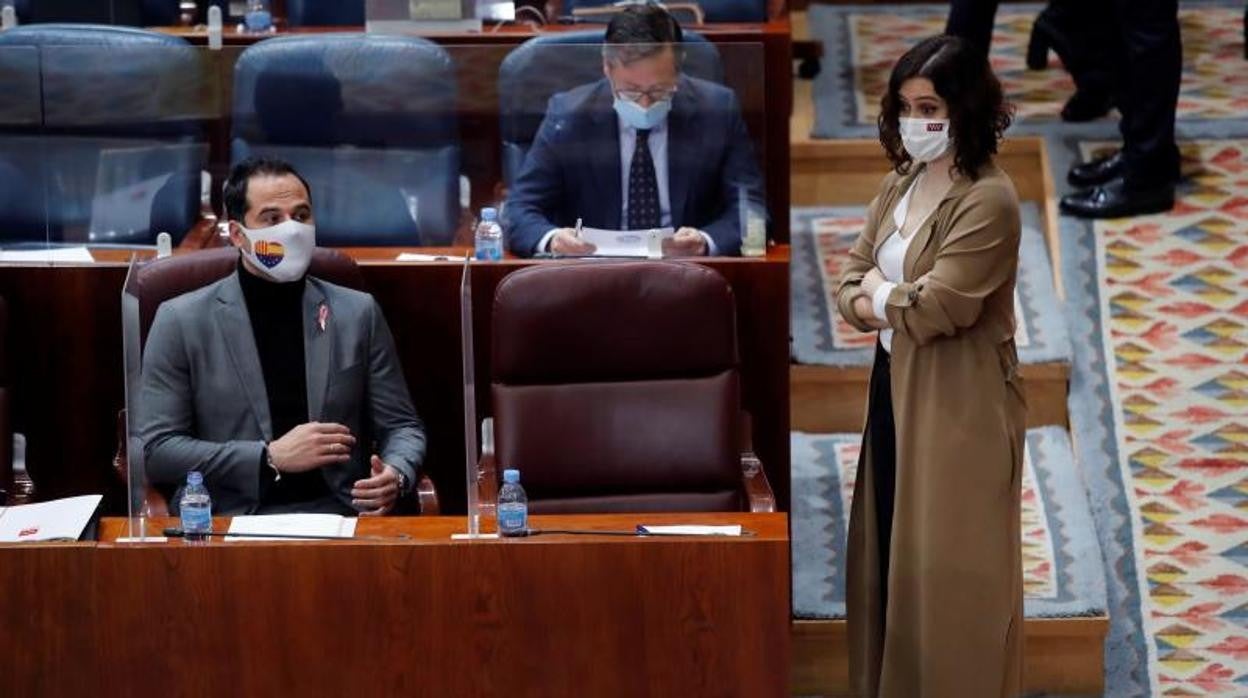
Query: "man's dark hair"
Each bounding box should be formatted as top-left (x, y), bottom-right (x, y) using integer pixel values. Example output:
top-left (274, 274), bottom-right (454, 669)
top-left (878, 35), bottom-right (1014, 180)
top-left (223, 156), bottom-right (312, 223)
top-left (603, 4), bottom-right (683, 66)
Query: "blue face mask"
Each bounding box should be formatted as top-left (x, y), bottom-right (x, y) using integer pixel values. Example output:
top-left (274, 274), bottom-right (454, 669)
top-left (613, 96), bottom-right (672, 131)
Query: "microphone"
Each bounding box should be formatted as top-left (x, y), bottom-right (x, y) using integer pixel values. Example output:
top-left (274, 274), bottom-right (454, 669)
top-left (163, 527), bottom-right (349, 541)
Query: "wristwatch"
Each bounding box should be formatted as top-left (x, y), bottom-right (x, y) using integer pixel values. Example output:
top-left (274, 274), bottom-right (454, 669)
top-left (394, 468), bottom-right (409, 495)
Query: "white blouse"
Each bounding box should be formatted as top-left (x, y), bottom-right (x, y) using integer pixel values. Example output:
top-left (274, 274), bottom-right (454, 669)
top-left (871, 176), bottom-right (930, 353)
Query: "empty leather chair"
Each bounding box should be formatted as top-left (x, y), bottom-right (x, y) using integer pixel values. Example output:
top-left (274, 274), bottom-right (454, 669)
top-left (231, 35), bottom-right (461, 246)
top-left (481, 261), bottom-right (774, 514)
top-left (497, 29), bottom-right (723, 186)
top-left (286, 0), bottom-right (365, 27)
top-left (0, 25), bottom-right (207, 245)
top-left (117, 247), bottom-right (439, 514)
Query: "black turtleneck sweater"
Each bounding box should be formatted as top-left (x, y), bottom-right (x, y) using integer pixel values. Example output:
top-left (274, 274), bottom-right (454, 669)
top-left (237, 263), bottom-right (330, 507)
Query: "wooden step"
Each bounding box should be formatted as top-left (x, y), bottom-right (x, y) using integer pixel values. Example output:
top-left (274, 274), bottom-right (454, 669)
top-left (792, 361), bottom-right (1070, 433)
top-left (791, 616), bottom-right (1108, 696)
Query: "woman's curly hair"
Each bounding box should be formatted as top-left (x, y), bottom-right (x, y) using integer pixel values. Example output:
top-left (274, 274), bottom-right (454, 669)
top-left (878, 35), bottom-right (1014, 180)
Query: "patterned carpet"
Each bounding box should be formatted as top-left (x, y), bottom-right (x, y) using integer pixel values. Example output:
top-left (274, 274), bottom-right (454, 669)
top-left (792, 427), bottom-right (1107, 620)
top-left (1087, 139), bottom-right (1248, 696)
top-left (809, 1), bottom-right (1248, 139)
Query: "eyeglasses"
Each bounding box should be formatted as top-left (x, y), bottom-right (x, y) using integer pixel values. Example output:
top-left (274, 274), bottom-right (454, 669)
top-left (616, 85), bottom-right (679, 103)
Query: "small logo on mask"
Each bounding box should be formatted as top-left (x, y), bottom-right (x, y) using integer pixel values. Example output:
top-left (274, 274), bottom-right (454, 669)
top-left (254, 241), bottom-right (285, 268)
top-left (926, 122), bottom-right (945, 132)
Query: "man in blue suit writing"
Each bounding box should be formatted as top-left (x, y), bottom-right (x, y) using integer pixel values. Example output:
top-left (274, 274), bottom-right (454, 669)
top-left (503, 5), bottom-right (765, 257)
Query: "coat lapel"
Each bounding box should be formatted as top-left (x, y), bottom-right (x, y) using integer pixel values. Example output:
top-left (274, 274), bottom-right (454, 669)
top-left (587, 81), bottom-right (623, 230)
top-left (903, 165), bottom-right (977, 278)
top-left (214, 272), bottom-right (272, 440)
top-left (303, 279), bottom-right (332, 422)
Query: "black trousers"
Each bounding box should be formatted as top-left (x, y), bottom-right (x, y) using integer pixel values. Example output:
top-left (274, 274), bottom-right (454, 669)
top-left (1035, 0), bottom-right (1182, 188)
top-left (945, 0), bottom-right (1000, 61)
top-left (867, 343), bottom-right (897, 618)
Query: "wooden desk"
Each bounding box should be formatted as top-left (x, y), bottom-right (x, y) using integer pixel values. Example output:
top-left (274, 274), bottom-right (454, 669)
top-left (0, 246), bottom-right (790, 514)
top-left (2, 513), bottom-right (790, 697)
top-left (151, 21), bottom-right (792, 243)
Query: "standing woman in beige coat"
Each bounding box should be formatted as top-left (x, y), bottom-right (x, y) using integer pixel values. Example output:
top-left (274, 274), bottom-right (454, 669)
top-left (835, 35), bottom-right (1026, 697)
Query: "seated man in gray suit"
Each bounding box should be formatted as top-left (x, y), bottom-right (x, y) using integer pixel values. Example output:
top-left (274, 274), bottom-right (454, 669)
top-left (141, 157), bottom-right (425, 516)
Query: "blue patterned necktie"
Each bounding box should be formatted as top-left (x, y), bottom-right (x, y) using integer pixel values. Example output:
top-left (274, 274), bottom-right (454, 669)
top-left (627, 129), bottom-right (661, 230)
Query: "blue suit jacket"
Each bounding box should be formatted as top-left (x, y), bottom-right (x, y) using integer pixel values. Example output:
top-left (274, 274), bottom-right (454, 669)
top-left (503, 76), bottom-right (764, 257)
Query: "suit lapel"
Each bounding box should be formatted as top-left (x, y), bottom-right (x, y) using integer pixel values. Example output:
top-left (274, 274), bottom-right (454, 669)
top-left (667, 83), bottom-right (697, 227)
top-left (588, 80), bottom-right (623, 230)
top-left (303, 279), bottom-right (332, 423)
top-left (214, 272), bottom-right (272, 440)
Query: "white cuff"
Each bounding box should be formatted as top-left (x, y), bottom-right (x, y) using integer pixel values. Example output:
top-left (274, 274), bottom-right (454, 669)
top-left (871, 281), bottom-right (896, 321)
top-left (699, 231), bottom-right (718, 256)
top-left (536, 228), bottom-right (559, 254)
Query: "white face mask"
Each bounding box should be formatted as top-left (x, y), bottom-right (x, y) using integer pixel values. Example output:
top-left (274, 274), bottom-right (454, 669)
top-left (899, 117), bottom-right (951, 163)
top-left (238, 219), bottom-right (315, 283)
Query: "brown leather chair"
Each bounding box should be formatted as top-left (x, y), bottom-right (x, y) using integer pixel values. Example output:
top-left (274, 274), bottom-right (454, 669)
top-left (114, 247), bottom-right (439, 515)
top-left (478, 260), bottom-right (774, 514)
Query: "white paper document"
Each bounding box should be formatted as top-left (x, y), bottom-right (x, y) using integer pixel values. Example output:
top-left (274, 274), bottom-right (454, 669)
top-left (637, 524), bottom-right (743, 537)
top-left (580, 227), bottom-right (674, 257)
top-left (0, 494), bottom-right (102, 542)
top-left (0, 247), bottom-right (94, 264)
top-left (396, 252), bottom-right (456, 262)
top-left (226, 514), bottom-right (357, 541)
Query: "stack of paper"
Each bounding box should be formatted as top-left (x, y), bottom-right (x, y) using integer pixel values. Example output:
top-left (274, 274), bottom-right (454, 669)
top-left (0, 494), bottom-right (103, 542)
top-left (226, 514), bottom-right (357, 541)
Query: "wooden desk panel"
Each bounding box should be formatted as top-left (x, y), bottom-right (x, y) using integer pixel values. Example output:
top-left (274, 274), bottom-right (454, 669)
top-left (0, 248), bottom-right (790, 514)
top-left (2, 513), bottom-right (790, 697)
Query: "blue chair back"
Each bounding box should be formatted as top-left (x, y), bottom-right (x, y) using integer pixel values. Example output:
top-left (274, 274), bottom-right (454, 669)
top-left (0, 25), bottom-right (207, 245)
top-left (285, 0), bottom-right (365, 27)
top-left (231, 34), bottom-right (460, 246)
top-left (562, 0), bottom-right (766, 23)
top-left (497, 30), bottom-right (722, 186)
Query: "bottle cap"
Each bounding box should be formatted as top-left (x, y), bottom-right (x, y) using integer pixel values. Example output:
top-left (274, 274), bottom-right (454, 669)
top-left (187, 471), bottom-right (204, 486)
top-left (503, 469), bottom-right (519, 484)
top-left (481, 207), bottom-right (498, 222)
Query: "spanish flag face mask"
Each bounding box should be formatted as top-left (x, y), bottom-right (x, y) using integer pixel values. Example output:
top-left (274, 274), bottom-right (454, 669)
top-left (898, 117), bottom-right (951, 163)
top-left (239, 219), bottom-right (316, 283)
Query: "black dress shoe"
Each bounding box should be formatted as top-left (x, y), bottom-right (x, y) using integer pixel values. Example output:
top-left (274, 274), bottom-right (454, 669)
top-left (1068, 150), bottom-right (1126, 188)
top-left (1061, 89), bottom-right (1114, 123)
top-left (1060, 177), bottom-right (1175, 219)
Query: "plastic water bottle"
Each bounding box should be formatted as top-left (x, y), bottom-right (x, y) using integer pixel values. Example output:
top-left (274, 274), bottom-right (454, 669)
top-left (497, 468), bottom-right (528, 537)
top-left (243, 0), bottom-right (271, 33)
top-left (179, 471), bottom-right (212, 543)
top-left (474, 207), bottom-right (503, 261)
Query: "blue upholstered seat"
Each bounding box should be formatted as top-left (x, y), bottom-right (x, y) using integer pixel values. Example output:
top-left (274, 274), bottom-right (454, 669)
top-left (497, 29), bottom-right (722, 187)
top-left (0, 25), bottom-right (207, 245)
top-left (231, 34), bottom-right (461, 246)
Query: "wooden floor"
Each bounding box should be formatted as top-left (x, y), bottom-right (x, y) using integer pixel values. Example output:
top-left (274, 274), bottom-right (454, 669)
top-left (787, 56), bottom-right (1105, 695)
top-left (791, 617), bottom-right (1109, 696)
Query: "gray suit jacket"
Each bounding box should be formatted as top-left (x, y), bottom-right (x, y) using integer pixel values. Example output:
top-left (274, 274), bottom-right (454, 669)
top-left (140, 270), bottom-right (426, 515)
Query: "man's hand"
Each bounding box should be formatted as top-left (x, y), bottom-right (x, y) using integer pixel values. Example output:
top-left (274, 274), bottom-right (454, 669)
top-left (549, 229), bottom-right (596, 255)
top-left (352, 455), bottom-right (400, 516)
top-left (663, 228), bottom-right (709, 257)
top-left (268, 422), bottom-right (355, 473)
top-left (852, 295), bottom-right (889, 330)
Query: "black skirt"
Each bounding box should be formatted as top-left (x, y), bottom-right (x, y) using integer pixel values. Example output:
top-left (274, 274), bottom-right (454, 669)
top-left (867, 342), bottom-right (897, 617)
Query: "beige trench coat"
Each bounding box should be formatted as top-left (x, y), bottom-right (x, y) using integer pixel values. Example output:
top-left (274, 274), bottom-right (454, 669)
top-left (835, 162), bottom-right (1028, 697)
